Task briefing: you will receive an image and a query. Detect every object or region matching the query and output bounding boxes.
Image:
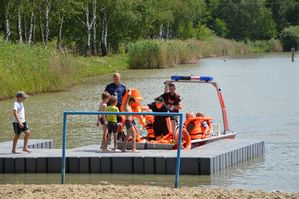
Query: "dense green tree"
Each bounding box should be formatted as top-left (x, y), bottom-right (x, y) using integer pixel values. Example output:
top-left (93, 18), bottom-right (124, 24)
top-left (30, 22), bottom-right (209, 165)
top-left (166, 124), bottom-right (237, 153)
top-left (219, 0), bottom-right (277, 40)
top-left (0, 0), bottom-right (296, 55)
top-left (266, 0), bottom-right (299, 32)
top-left (280, 25), bottom-right (299, 51)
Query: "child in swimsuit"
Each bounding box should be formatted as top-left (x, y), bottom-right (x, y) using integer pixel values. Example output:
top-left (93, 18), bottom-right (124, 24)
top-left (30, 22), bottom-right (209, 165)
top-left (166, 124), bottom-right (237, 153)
top-left (122, 89), bottom-right (138, 152)
top-left (97, 91), bottom-right (110, 151)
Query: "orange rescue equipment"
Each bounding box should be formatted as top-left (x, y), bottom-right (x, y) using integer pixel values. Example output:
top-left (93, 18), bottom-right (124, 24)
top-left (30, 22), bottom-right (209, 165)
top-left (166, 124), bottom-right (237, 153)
top-left (172, 129), bottom-right (191, 150)
top-left (157, 129), bottom-right (191, 150)
top-left (144, 115), bottom-right (155, 140)
top-left (120, 89), bottom-right (146, 143)
top-left (120, 89), bottom-right (146, 126)
top-left (184, 116), bottom-right (212, 140)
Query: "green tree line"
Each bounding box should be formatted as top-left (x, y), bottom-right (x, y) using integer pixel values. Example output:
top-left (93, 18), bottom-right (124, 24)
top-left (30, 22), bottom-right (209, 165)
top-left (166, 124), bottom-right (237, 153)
top-left (1, 0), bottom-right (298, 56)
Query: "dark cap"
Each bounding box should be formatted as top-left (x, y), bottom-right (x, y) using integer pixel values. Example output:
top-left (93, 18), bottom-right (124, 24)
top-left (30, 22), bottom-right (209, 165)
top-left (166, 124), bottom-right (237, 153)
top-left (155, 97), bottom-right (164, 103)
top-left (16, 91), bottom-right (29, 98)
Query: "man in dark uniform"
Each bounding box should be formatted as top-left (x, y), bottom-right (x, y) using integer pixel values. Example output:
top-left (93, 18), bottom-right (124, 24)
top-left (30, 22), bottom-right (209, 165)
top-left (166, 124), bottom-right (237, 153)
top-left (147, 97), bottom-right (172, 139)
top-left (160, 83), bottom-right (182, 133)
top-left (104, 73), bottom-right (126, 109)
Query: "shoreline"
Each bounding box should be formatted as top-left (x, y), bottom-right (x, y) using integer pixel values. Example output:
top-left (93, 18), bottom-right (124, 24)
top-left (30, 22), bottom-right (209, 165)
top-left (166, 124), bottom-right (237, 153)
top-left (0, 39), bottom-right (283, 100)
top-left (0, 184), bottom-right (298, 199)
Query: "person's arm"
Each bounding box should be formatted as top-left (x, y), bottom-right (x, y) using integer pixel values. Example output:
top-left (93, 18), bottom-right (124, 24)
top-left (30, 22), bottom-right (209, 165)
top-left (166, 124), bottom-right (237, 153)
top-left (98, 104), bottom-right (108, 126)
top-left (205, 125), bottom-right (210, 133)
top-left (163, 104), bottom-right (172, 133)
top-left (122, 85), bottom-right (126, 97)
top-left (164, 82), bottom-right (169, 93)
top-left (166, 116), bottom-right (172, 133)
top-left (13, 110), bottom-right (24, 128)
top-left (102, 105), bottom-right (108, 125)
top-left (172, 95), bottom-right (182, 111)
top-left (144, 102), bottom-right (154, 111)
top-left (204, 121), bottom-right (210, 133)
top-left (174, 101), bottom-right (182, 110)
top-left (202, 121), bottom-right (209, 133)
top-left (123, 89), bottom-right (131, 112)
top-left (104, 107), bottom-right (108, 124)
top-left (104, 84), bottom-right (109, 92)
top-left (97, 103), bottom-right (102, 120)
top-left (97, 104), bottom-right (101, 127)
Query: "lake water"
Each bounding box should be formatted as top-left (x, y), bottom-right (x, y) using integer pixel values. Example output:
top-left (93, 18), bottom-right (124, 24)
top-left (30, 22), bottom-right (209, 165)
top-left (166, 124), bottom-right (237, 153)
top-left (0, 53), bottom-right (299, 192)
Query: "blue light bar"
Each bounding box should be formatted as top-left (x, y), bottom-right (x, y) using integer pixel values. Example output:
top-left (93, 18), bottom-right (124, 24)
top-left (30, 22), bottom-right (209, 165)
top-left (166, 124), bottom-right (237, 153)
top-left (171, 75), bottom-right (213, 82)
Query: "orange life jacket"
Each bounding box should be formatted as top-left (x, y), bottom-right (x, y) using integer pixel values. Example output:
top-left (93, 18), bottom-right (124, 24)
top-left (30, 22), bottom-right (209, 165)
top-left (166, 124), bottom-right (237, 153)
top-left (184, 116), bottom-right (212, 140)
top-left (144, 115), bottom-right (155, 139)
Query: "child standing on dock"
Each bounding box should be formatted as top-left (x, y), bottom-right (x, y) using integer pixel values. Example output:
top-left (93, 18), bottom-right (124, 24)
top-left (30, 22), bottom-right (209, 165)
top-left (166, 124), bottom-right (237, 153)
top-left (12, 91), bottom-right (31, 154)
top-left (121, 89), bottom-right (138, 152)
top-left (97, 91), bottom-right (110, 151)
top-left (104, 96), bottom-right (119, 151)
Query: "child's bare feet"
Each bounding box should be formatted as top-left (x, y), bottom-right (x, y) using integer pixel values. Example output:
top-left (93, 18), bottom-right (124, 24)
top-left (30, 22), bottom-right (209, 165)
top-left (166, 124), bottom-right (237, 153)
top-left (132, 149), bottom-right (139, 153)
top-left (12, 150), bottom-right (20, 154)
top-left (23, 148), bottom-right (31, 153)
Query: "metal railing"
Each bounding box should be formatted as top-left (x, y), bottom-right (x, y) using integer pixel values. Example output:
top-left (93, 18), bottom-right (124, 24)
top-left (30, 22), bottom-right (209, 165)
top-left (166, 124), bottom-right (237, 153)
top-left (61, 111), bottom-right (184, 188)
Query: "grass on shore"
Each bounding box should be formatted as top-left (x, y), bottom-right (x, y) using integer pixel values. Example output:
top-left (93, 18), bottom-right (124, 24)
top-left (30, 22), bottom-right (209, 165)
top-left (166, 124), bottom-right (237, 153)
top-left (0, 38), bottom-right (282, 99)
top-left (127, 38), bottom-right (282, 69)
top-left (0, 42), bottom-right (128, 99)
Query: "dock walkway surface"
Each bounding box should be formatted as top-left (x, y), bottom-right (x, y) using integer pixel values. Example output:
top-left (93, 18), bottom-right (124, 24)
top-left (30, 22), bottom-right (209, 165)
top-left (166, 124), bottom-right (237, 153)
top-left (0, 139), bottom-right (264, 175)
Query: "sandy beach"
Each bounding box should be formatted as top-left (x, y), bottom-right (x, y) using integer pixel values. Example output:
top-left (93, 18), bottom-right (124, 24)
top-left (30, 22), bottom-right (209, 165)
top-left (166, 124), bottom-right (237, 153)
top-left (0, 184), bottom-right (298, 199)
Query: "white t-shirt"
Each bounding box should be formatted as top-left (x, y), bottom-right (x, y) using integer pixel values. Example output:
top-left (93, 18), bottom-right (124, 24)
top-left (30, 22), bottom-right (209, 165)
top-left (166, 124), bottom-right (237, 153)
top-left (13, 101), bottom-right (25, 123)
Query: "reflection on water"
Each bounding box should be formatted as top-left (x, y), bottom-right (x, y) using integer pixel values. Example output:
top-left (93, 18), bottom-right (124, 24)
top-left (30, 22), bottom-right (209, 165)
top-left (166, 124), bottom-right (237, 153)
top-left (0, 53), bottom-right (299, 191)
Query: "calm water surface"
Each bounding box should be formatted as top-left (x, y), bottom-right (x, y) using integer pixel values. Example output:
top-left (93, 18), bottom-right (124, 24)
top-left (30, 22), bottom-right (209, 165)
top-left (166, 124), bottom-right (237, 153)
top-left (0, 53), bottom-right (299, 192)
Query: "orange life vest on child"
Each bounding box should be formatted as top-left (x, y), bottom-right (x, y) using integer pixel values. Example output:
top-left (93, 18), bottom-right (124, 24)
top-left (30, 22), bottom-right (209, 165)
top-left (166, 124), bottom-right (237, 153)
top-left (184, 116), bottom-right (212, 140)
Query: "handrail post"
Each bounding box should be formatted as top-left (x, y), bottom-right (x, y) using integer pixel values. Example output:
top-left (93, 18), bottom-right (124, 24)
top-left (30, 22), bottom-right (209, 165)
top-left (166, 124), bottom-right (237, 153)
top-left (175, 113), bottom-right (183, 188)
top-left (61, 112), bottom-right (67, 184)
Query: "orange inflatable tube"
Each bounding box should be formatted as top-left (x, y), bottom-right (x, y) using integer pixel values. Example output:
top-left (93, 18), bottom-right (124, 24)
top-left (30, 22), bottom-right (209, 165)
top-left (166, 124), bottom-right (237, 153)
top-left (158, 129), bottom-right (191, 150)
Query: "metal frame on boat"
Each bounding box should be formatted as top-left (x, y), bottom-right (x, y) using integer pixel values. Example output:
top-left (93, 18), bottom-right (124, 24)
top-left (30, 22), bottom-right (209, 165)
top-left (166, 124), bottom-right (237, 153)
top-left (167, 75), bottom-right (236, 147)
top-left (117, 75), bottom-right (236, 150)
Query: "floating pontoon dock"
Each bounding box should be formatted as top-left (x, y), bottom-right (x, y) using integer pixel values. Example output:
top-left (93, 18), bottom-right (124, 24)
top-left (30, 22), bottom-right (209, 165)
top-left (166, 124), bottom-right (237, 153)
top-left (0, 138), bottom-right (264, 175)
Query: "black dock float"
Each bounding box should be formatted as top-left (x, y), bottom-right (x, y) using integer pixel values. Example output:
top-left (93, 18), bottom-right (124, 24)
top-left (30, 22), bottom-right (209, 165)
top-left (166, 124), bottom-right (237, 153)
top-left (0, 139), bottom-right (264, 175)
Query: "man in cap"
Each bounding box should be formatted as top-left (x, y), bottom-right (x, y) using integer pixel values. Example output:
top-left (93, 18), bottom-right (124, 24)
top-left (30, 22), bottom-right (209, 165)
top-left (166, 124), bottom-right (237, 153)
top-left (146, 97), bottom-right (172, 139)
top-left (12, 91), bottom-right (31, 153)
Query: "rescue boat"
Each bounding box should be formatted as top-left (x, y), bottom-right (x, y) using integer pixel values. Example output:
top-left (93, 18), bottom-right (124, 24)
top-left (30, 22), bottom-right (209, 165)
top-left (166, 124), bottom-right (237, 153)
top-left (117, 75), bottom-right (236, 150)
